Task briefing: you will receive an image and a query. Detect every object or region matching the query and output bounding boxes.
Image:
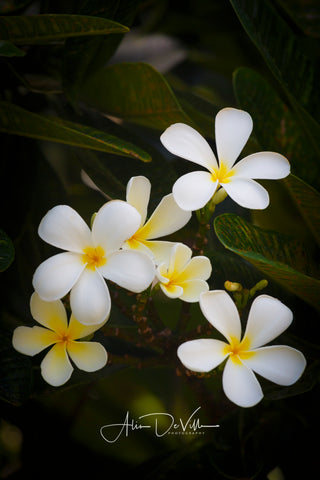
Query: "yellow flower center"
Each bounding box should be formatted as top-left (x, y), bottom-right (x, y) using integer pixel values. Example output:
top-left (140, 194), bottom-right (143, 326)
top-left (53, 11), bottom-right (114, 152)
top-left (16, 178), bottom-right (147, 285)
top-left (223, 336), bottom-right (255, 365)
top-left (211, 161), bottom-right (234, 184)
top-left (82, 246), bottom-right (106, 270)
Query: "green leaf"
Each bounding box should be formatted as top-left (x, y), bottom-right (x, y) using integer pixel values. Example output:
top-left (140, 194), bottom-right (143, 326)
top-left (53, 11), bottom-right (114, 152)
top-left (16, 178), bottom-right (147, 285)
top-left (62, 0), bottom-right (138, 104)
top-left (229, 0), bottom-right (320, 126)
top-left (0, 229), bottom-right (15, 272)
top-left (0, 101), bottom-right (151, 162)
top-left (0, 39), bottom-right (25, 56)
top-left (0, 14), bottom-right (129, 44)
top-left (214, 213), bottom-right (320, 310)
top-left (81, 62), bottom-right (196, 131)
top-left (283, 174), bottom-right (320, 248)
top-left (233, 67), bottom-right (320, 190)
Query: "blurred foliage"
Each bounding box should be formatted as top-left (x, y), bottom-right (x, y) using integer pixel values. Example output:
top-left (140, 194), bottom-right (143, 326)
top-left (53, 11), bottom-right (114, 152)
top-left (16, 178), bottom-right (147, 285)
top-left (0, 0), bottom-right (319, 478)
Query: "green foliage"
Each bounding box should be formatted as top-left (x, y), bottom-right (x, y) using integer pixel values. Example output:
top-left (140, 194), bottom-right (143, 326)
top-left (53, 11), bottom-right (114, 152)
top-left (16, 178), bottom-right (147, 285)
top-left (81, 62), bottom-right (195, 130)
top-left (214, 213), bottom-right (320, 310)
top-left (0, 0), bottom-right (319, 478)
top-left (0, 101), bottom-right (151, 161)
top-left (0, 229), bottom-right (15, 272)
top-left (0, 14), bottom-right (128, 44)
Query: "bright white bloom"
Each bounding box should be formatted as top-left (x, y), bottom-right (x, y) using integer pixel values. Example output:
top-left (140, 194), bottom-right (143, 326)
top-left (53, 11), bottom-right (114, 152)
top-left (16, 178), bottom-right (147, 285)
top-left (12, 293), bottom-right (108, 387)
top-left (178, 291), bottom-right (306, 407)
top-left (156, 243), bottom-right (212, 302)
top-left (160, 107), bottom-right (290, 211)
top-left (33, 201), bottom-right (155, 326)
top-left (124, 176), bottom-right (191, 264)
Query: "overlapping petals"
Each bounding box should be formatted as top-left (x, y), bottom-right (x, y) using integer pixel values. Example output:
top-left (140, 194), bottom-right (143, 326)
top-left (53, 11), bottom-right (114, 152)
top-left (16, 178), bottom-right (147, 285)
top-left (12, 293), bottom-right (108, 386)
top-left (33, 200), bottom-right (155, 325)
top-left (160, 107), bottom-right (290, 211)
top-left (177, 290), bottom-right (306, 407)
top-left (124, 176), bottom-right (191, 264)
top-left (155, 243), bottom-right (212, 302)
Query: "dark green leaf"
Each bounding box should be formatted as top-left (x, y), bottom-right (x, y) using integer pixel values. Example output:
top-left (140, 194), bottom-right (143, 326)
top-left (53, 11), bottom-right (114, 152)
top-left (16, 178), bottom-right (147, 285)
top-left (62, 0), bottom-right (138, 104)
top-left (81, 62), bottom-right (196, 130)
top-left (0, 14), bottom-right (128, 44)
top-left (0, 229), bottom-right (15, 272)
top-left (0, 331), bottom-right (33, 405)
top-left (233, 67), bottom-right (320, 190)
top-left (214, 213), bottom-right (320, 310)
top-left (229, 0), bottom-right (320, 132)
top-left (283, 174), bottom-right (320, 248)
top-left (0, 0), bottom-right (31, 14)
top-left (0, 101), bottom-right (151, 162)
top-left (0, 39), bottom-right (25, 56)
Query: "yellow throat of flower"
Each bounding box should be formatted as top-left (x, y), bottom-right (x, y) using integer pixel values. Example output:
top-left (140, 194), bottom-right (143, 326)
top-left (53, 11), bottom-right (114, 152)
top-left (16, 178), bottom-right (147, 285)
top-left (223, 336), bottom-right (255, 365)
top-left (211, 162), bottom-right (234, 184)
top-left (82, 246), bottom-right (106, 270)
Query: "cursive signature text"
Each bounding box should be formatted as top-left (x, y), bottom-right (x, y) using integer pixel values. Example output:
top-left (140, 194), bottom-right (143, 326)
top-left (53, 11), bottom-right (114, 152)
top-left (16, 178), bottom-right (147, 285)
top-left (100, 407), bottom-right (219, 443)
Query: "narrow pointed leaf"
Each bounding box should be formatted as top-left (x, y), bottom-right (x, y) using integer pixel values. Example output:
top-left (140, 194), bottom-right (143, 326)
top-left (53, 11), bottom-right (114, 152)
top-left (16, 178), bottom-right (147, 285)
top-left (80, 62), bottom-right (196, 130)
top-left (229, 0), bottom-right (320, 132)
top-left (0, 39), bottom-right (25, 56)
top-left (233, 67), bottom-right (320, 190)
top-left (0, 14), bottom-right (129, 44)
top-left (283, 175), bottom-right (320, 248)
top-left (62, 0), bottom-right (139, 103)
top-left (0, 101), bottom-right (151, 162)
top-left (214, 213), bottom-right (320, 310)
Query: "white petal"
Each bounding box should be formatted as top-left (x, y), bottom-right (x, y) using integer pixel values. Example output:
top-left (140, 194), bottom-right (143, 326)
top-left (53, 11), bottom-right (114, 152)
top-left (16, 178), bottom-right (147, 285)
top-left (30, 292), bottom-right (67, 332)
top-left (139, 240), bottom-right (179, 265)
top-left (67, 341), bottom-right (108, 372)
top-left (200, 290), bottom-right (241, 343)
top-left (177, 338), bottom-right (228, 372)
top-left (215, 108), bottom-right (253, 168)
top-left (168, 243), bottom-right (192, 275)
top-left (173, 171), bottom-right (218, 211)
top-left (92, 200), bottom-right (141, 253)
top-left (32, 252), bottom-right (85, 301)
top-left (68, 314), bottom-right (108, 340)
top-left (243, 295), bottom-right (293, 349)
top-left (100, 250), bottom-right (155, 293)
top-left (12, 326), bottom-right (58, 356)
top-left (179, 279), bottom-right (209, 302)
top-left (160, 123), bottom-right (218, 170)
top-left (222, 357), bottom-right (263, 407)
top-left (126, 176), bottom-right (151, 226)
top-left (180, 255), bottom-right (212, 281)
top-left (70, 269), bottom-right (111, 325)
top-left (222, 177), bottom-right (269, 209)
top-left (140, 194), bottom-right (191, 239)
top-left (38, 205), bottom-right (92, 253)
top-left (160, 283), bottom-right (183, 299)
top-left (40, 343), bottom-right (73, 387)
top-left (244, 346), bottom-right (306, 385)
top-left (234, 152), bottom-right (290, 179)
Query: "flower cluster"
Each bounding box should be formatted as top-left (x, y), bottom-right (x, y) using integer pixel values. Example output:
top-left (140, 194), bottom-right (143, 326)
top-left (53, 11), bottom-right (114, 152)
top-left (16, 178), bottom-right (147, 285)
top-left (13, 107), bottom-right (306, 407)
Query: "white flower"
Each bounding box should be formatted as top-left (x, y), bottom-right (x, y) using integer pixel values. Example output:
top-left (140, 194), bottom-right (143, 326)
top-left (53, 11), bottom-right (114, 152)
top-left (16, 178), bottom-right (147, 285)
top-left (32, 200), bottom-right (155, 326)
top-left (177, 290), bottom-right (306, 407)
top-left (160, 107), bottom-right (290, 211)
top-left (124, 176), bottom-right (191, 264)
top-left (12, 293), bottom-right (108, 387)
top-left (156, 243), bottom-right (211, 302)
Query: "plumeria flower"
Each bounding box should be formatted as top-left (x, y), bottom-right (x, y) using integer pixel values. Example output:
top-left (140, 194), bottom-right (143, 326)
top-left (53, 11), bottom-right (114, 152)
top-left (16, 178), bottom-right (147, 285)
top-left (178, 290), bottom-right (306, 407)
top-left (33, 200), bottom-right (155, 326)
top-left (12, 293), bottom-right (108, 387)
top-left (156, 243), bottom-right (212, 302)
top-left (160, 107), bottom-right (290, 211)
top-left (124, 176), bottom-right (191, 264)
